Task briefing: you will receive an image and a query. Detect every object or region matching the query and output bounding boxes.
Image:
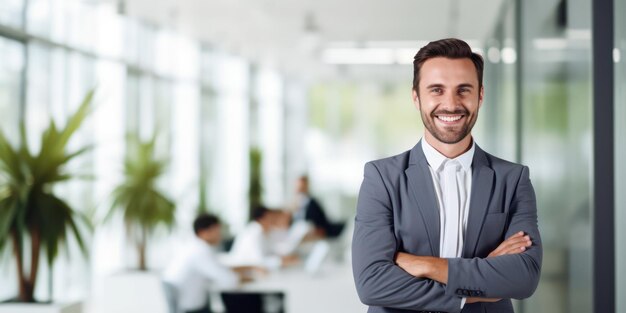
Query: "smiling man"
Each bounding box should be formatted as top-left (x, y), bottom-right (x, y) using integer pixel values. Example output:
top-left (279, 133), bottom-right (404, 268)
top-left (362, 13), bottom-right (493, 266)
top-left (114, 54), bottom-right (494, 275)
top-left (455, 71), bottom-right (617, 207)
top-left (352, 38), bottom-right (542, 313)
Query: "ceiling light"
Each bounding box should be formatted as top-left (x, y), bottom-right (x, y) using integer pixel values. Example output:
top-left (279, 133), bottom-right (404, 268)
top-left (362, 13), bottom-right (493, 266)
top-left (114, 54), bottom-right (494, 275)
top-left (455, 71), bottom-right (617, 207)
top-left (487, 47), bottom-right (500, 63)
top-left (501, 47), bottom-right (517, 64)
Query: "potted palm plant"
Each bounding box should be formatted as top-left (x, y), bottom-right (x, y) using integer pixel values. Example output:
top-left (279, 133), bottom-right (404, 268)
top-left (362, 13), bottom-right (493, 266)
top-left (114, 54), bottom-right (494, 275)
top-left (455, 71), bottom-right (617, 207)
top-left (0, 90), bottom-right (94, 313)
top-left (106, 134), bottom-right (175, 270)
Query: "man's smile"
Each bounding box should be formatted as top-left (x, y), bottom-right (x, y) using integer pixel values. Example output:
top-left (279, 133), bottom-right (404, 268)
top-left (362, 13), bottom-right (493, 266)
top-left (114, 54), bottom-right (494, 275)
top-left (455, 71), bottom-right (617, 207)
top-left (434, 114), bottom-right (466, 125)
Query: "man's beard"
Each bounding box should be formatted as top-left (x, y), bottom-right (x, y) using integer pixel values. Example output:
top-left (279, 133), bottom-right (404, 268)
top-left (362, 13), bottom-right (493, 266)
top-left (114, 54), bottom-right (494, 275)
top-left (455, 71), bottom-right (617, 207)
top-left (420, 108), bottom-right (478, 144)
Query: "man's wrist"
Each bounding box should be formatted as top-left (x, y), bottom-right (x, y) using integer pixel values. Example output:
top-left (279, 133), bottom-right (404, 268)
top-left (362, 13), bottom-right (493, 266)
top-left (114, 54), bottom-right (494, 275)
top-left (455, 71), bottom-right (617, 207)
top-left (395, 253), bottom-right (448, 284)
top-left (423, 256), bottom-right (448, 284)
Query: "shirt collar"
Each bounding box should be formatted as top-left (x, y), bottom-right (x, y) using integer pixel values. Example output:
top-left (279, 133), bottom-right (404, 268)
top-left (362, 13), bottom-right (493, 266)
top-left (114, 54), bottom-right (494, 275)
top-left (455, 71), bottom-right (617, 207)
top-left (193, 236), bottom-right (215, 252)
top-left (421, 137), bottom-right (475, 172)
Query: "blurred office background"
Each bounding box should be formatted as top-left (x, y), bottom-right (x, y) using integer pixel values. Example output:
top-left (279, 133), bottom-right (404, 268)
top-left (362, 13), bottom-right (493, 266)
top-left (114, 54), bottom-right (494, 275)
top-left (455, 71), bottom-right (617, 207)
top-left (0, 0), bottom-right (624, 312)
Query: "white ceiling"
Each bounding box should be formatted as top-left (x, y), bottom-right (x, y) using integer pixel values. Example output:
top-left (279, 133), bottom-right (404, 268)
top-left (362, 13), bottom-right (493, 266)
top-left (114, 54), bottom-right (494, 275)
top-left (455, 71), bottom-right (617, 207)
top-left (122, 0), bottom-right (505, 81)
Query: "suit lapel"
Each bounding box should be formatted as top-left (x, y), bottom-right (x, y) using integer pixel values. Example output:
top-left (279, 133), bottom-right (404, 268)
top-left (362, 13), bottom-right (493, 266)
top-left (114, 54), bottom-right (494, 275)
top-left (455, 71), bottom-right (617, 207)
top-left (462, 146), bottom-right (494, 257)
top-left (405, 141), bottom-right (440, 257)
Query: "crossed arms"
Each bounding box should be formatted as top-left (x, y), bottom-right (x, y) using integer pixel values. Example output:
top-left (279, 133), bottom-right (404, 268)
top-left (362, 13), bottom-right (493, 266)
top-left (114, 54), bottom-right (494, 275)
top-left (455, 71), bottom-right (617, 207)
top-left (352, 162), bottom-right (542, 313)
top-left (395, 231), bottom-right (533, 304)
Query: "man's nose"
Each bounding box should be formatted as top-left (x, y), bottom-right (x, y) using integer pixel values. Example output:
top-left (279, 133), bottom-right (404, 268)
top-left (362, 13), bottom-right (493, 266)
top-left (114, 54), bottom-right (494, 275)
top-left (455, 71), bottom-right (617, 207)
top-left (440, 91), bottom-right (460, 109)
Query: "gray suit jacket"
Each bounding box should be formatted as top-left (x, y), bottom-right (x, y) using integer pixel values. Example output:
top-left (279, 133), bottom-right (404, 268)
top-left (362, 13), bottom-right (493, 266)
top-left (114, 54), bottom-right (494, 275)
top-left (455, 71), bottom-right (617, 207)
top-left (352, 141), bottom-right (542, 313)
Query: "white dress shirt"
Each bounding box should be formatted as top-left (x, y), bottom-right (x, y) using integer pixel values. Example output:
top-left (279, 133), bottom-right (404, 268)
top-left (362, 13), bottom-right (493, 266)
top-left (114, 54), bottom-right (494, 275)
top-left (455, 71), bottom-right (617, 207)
top-left (228, 221), bottom-right (282, 270)
top-left (163, 237), bottom-right (239, 311)
top-left (422, 138), bottom-right (475, 308)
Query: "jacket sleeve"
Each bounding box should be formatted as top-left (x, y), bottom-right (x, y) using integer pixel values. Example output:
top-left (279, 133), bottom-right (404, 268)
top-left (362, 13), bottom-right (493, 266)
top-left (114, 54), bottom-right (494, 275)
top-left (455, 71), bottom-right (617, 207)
top-left (446, 166), bottom-right (542, 299)
top-left (352, 162), bottom-right (463, 313)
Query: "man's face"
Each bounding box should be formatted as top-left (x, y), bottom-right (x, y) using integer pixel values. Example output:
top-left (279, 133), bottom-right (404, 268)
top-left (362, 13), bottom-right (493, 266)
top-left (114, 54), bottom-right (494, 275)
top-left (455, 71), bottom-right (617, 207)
top-left (296, 178), bottom-right (308, 194)
top-left (199, 225), bottom-right (222, 246)
top-left (412, 57), bottom-right (483, 144)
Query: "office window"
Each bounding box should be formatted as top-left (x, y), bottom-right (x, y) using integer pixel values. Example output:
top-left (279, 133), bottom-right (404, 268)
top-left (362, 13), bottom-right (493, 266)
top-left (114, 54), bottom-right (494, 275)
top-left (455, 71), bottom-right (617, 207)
top-left (206, 52), bottom-right (250, 233)
top-left (256, 68), bottom-right (285, 206)
top-left (0, 37), bottom-right (24, 144)
top-left (0, 0), bottom-right (25, 28)
top-left (283, 81), bottom-right (308, 196)
top-left (26, 43), bottom-right (53, 151)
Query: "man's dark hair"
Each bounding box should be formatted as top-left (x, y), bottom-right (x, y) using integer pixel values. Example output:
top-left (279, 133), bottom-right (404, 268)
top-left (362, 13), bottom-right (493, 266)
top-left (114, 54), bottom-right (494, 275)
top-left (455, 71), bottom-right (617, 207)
top-left (412, 38), bottom-right (484, 94)
top-left (251, 205), bottom-right (270, 221)
top-left (193, 214), bottom-right (220, 234)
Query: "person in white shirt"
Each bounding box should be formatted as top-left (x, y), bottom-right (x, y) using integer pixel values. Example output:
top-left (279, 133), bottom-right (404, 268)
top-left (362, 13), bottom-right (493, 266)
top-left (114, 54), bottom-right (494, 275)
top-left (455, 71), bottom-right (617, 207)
top-left (228, 206), bottom-right (299, 270)
top-left (163, 214), bottom-right (245, 313)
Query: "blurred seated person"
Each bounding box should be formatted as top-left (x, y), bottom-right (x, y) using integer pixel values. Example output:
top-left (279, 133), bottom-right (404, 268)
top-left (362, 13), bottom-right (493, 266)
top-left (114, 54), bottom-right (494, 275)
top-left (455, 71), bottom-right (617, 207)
top-left (228, 206), bottom-right (299, 270)
top-left (163, 214), bottom-right (258, 313)
top-left (268, 209), bottom-right (312, 256)
top-left (292, 175), bottom-right (345, 238)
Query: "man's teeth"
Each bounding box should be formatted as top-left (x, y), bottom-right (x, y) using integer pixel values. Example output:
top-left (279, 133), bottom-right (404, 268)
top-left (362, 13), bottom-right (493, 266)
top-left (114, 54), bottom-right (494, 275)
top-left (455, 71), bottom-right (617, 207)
top-left (437, 115), bottom-right (463, 122)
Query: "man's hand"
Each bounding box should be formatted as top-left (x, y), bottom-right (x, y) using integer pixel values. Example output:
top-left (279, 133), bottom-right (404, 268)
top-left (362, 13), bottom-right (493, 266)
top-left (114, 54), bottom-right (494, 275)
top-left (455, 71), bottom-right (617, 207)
top-left (488, 231), bottom-right (532, 257)
top-left (281, 254), bottom-right (300, 267)
top-left (232, 266), bottom-right (268, 283)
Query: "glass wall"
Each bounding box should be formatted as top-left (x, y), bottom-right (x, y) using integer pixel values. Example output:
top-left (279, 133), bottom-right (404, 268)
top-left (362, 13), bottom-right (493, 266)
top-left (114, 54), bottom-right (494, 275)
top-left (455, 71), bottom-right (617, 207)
top-left (484, 0), bottom-right (594, 312)
top-left (615, 0), bottom-right (626, 310)
top-left (480, 0), bottom-right (518, 162)
top-left (521, 0), bottom-right (593, 312)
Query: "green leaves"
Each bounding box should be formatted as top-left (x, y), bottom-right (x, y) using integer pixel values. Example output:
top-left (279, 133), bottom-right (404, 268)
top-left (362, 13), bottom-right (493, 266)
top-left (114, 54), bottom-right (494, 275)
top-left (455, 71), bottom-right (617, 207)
top-left (0, 89), bottom-right (95, 301)
top-left (107, 133), bottom-right (176, 259)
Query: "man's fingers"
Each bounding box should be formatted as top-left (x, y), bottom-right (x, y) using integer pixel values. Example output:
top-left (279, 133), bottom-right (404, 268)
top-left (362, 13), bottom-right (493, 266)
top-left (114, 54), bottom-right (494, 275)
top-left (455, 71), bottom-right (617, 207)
top-left (489, 234), bottom-right (532, 257)
top-left (505, 231), bottom-right (525, 241)
top-left (503, 242), bottom-right (531, 255)
top-left (500, 235), bottom-right (531, 250)
top-left (500, 238), bottom-right (532, 255)
top-left (496, 233), bottom-right (527, 252)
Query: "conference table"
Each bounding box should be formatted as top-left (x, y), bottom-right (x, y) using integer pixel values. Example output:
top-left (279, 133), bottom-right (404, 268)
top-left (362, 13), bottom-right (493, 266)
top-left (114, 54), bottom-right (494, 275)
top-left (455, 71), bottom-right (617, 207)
top-left (212, 261), bottom-right (367, 313)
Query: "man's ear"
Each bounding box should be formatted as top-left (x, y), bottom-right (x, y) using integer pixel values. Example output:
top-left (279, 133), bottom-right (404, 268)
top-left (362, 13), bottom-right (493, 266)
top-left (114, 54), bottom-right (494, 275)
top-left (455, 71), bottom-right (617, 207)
top-left (412, 89), bottom-right (420, 110)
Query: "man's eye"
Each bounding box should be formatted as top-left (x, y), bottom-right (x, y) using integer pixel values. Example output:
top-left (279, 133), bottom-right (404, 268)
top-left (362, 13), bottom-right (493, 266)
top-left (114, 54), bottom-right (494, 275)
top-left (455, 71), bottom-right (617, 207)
top-left (431, 88), bottom-right (442, 94)
top-left (458, 89), bottom-right (469, 94)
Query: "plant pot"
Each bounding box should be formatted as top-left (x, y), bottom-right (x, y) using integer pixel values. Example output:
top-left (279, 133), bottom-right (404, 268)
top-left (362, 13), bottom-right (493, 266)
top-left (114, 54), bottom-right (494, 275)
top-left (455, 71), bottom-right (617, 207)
top-left (0, 301), bottom-right (81, 313)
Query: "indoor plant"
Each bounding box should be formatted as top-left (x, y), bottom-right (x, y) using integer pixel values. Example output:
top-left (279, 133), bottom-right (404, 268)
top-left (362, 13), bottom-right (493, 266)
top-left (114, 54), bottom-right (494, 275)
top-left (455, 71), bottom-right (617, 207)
top-left (0, 90), bottom-right (94, 305)
top-left (106, 134), bottom-right (175, 270)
